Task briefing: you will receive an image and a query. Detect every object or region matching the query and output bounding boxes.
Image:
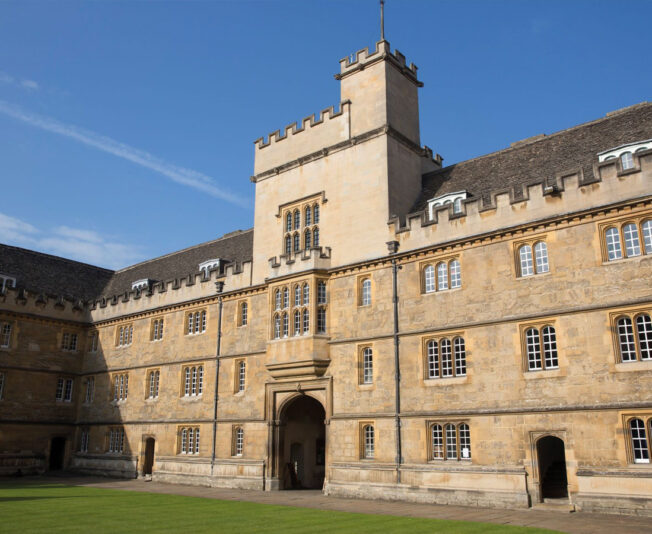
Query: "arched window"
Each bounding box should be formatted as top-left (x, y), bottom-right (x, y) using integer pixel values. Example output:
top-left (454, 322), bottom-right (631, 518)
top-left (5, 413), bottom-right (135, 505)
top-left (313, 227), bottom-right (319, 247)
top-left (636, 314), bottom-right (652, 361)
top-left (293, 210), bottom-right (300, 230)
top-left (534, 242), bottom-right (549, 273)
top-left (621, 151), bottom-right (634, 170)
top-left (293, 232), bottom-right (300, 252)
top-left (286, 213), bottom-right (292, 232)
top-left (240, 302), bottom-right (248, 326)
top-left (618, 317), bottom-right (637, 361)
top-left (181, 428), bottom-right (188, 454)
top-left (437, 262), bottom-right (448, 291)
top-left (459, 423), bottom-right (471, 460)
top-left (285, 235), bottom-right (291, 256)
top-left (282, 313), bottom-right (289, 338)
top-left (274, 314), bottom-right (281, 339)
top-left (449, 260), bottom-right (461, 289)
top-left (303, 283), bottom-right (310, 305)
top-left (317, 282), bottom-right (325, 304)
top-left (361, 279), bottom-right (371, 306)
top-left (314, 204), bottom-right (320, 223)
top-left (605, 227), bottom-right (623, 260)
top-left (362, 347), bottom-right (373, 384)
top-left (184, 367), bottom-right (191, 395)
top-left (302, 309), bottom-right (309, 334)
top-left (282, 287), bottom-right (289, 309)
top-left (525, 326), bottom-right (558, 370)
top-left (424, 265), bottom-right (435, 293)
top-left (293, 310), bottom-right (301, 336)
top-left (623, 223), bottom-right (641, 257)
top-left (519, 245), bottom-right (534, 276)
top-left (317, 307), bottom-right (326, 333)
top-left (363, 425), bottom-right (374, 459)
top-left (445, 424), bottom-right (457, 460)
top-left (274, 289), bottom-right (281, 310)
top-left (235, 427), bottom-right (244, 456)
top-left (454, 337), bottom-right (466, 376)
top-left (305, 206), bottom-right (311, 226)
top-left (148, 370), bottom-right (159, 398)
top-left (304, 229), bottom-right (311, 249)
top-left (427, 340), bottom-right (439, 378)
top-left (440, 338), bottom-right (452, 377)
top-left (294, 285), bottom-right (301, 307)
top-left (431, 424), bottom-right (444, 459)
top-left (630, 418), bottom-right (650, 463)
top-left (643, 220), bottom-right (652, 254)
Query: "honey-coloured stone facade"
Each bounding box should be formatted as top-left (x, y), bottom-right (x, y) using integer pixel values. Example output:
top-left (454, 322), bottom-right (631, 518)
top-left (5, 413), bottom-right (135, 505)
top-left (1, 38), bottom-right (651, 516)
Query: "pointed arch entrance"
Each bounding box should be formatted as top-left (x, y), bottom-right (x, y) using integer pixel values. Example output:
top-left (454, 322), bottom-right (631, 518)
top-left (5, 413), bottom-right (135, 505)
top-left (276, 394), bottom-right (326, 489)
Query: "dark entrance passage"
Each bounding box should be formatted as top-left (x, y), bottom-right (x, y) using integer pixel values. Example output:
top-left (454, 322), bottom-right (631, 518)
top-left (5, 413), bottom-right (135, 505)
top-left (279, 395), bottom-right (325, 489)
top-left (537, 436), bottom-right (568, 500)
top-left (49, 437), bottom-right (66, 470)
top-left (143, 438), bottom-right (155, 475)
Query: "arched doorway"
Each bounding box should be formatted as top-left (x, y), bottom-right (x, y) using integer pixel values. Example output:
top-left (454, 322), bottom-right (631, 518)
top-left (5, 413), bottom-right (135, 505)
top-left (49, 437), bottom-right (66, 470)
top-left (537, 436), bottom-right (568, 500)
top-left (279, 395), bottom-right (325, 489)
top-left (143, 438), bottom-right (155, 476)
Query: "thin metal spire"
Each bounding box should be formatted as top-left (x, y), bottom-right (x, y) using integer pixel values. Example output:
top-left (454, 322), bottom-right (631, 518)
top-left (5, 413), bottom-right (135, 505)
top-left (380, 0), bottom-right (385, 41)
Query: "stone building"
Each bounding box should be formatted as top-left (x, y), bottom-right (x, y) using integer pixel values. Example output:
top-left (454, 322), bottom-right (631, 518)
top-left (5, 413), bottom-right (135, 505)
top-left (1, 39), bottom-right (651, 516)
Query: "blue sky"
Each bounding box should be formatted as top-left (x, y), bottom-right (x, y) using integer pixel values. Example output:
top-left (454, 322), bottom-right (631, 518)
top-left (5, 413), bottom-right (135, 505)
top-left (1, 0), bottom-right (650, 269)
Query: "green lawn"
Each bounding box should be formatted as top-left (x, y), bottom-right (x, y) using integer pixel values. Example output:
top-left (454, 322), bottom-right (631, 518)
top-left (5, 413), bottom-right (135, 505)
top-left (0, 482), bottom-right (559, 534)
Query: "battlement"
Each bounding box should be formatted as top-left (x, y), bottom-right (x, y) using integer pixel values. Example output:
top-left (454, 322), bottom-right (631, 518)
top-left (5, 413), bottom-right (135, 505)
top-left (253, 101), bottom-right (351, 176)
top-left (267, 246), bottom-right (332, 281)
top-left (0, 286), bottom-right (89, 322)
top-left (389, 149), bottom-right (652, 253)
top-left (336, 40), bottom-right (420, 86)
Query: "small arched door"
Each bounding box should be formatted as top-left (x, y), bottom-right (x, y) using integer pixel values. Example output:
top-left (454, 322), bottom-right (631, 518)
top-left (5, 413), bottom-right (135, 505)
top-left (537, 436), bottom-right (568, 500)
top-left (143, 438), bottom-right (155, 476)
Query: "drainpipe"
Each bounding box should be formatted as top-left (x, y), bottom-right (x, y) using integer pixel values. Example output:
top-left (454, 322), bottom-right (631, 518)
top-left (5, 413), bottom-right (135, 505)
top-left (387, 240), bottom-right (402, 484)
top-left (211, 280), bottom-right (225, 476)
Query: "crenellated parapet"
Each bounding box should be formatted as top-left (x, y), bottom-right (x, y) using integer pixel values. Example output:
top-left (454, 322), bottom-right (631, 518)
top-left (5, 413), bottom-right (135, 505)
top-left (336, 40), bottom-right (421, 86)
top-left (0, 286), bottom-right (90, 322)
top-left (390, 149), bottom-right (652, 252)
top-left (267, 246), bottom-right (331, 281)
top-left (253, 101), bottom-right (351, 176)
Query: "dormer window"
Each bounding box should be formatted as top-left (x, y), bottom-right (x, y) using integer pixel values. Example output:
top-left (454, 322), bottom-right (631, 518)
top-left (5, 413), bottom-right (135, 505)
top-left (428, 191), bottom-right (468, 220)
top-left (131, 279), bottom-right (150, 291)
top-left (598, 140), bottom-right (650, 170)
top-left (0, 274), bottom-right (16, 292)
top-left (199, 259), bottom-right (221, 277)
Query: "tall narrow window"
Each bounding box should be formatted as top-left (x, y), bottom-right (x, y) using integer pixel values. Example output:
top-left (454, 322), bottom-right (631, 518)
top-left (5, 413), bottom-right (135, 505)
top-left (286, 212), bottom-right (292, 232)
top-left (313, 227), bottom-right (319, 247)
top-left (85, 377), bottom-right (94, 403)
top-left (449, 260), bottom-right (461, 289)
top-left (304, 229), bottom-right (311, 249)
top-left (148, 370), bottom-right (160, 399)
top-left (432, 424), bottom-right (444, 459)
top-left (294, 285), bottom-right (301, 307)
top-left (642, 220), bottom-right (652, 254)
top-left (361, 279), bottom-right (371, 306)
top-left (275, 289), bottom-right (281, 310)
top-left (235, 427), bottom-right (244, 456)
top-left (285, 235), bottom-right (291, 256)
top-left (445, 424), bottom-right (457, 460)
top-left (605, 227), bottom-right (623, 260)
top-left (454, 337), bottom-right (466, 376)
top-left (304, 283), bottom-right (311, 305)
top-left (440, 339), bottom-right (452, 377)
top-left (459, 423), bottom-right (471, 460)
top-left (618, 317), bottom-right (637, 362)
top-left (630, 418), bottom-right (650, 463)
top-left (305, 206), bottom-right (311, 226)
top-left (427, 340), bottom-right (439, 378)
top-left (317, 308), bottom-right (326, 334)
top-left (293, 232), bottom-right (300, 252)
top-left (313, 204), bottom-right (320, 223)
top-left (89, 332), bottom-right (98, 353)
top-left (437, 262), bottom-right (448, 290)
top-left (526, 327), bottom-right (542, 370)
top-left (363, 425), bottom-right (374, 459)
top-left (293, 209), bottom-right (300, 230)
top-left (317, 282), bottom-right (325, 304)
top-left (0, 372), bottom-right (5, 399)
top-left (362, 347), bottom-right (373, 384)
top-left (274, 314), bottom-right (281, 339)
top-left (283, 287), bottom-right (289, 309)
top-left (238, 361), bottom-right (246, 392)
top-left (534, 242), bottom-right (549, 274)
top-left (282, 313), bottom-right (289, 337)
top-left (424, 265), bottom-right (435, 293)
top-left (240, 302), bottom-right (248, 326)
top-left (293, 310), bottom-right (301, 336)
top-left (302, 309), bottom-right (309, 334)
top-left (1, 323), bottom-right (12, 348)
top-left (623, 223), bottom-right (641, 257)
top-left (637, 314), bottom-right (652, 360)
top-left (519, 245), bottom-right (534, 276)
top-left (80, 429), bottom-right (89, 453)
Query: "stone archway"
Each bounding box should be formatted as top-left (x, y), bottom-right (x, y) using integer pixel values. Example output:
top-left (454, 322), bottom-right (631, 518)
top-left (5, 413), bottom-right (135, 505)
top-left (537, 435), bottom-right (568, 500)
top-left (277, 394), bottom-right (326, 490)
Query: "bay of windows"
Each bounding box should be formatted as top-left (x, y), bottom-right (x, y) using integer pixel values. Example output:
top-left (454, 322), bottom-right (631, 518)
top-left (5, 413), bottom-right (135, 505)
top-left (517, 241), bottom-right (549, 277)
top-left (604, 218), bottom-right (652, 261)
top-left (183, 365), bottom-right (203, 396)
top-left (282, 200), bottom-right (321, 255)
top-left (431, 422), bottom-right (471, 461)
top-left (179, 426), bottom-right (200, 455)
top-left (616, 313), bottom-right (652, 362)
top-left (187, 310), bottom-right (207, 335)
top-left (116, 324), bottom-right (133, 347)
top-left (112, 373), bottom-right (129, 401)
top-left (524, 325), bottom-right (558, 371)
top-left (423, 259), bottom-right (461, 293)
top-left (629, 417), bottom-right (651, 463)
top-left (55, 377), bottom-right (74, 402)
top-left (108, 427), bottom-right (125, 453)
top-left (425, 336), bottom-right (466, 379)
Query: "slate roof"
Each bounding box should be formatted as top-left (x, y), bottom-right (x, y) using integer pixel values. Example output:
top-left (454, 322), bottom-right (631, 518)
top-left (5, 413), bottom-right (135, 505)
top-left (0, 229), bottom-right (253, 302)
top-left (412, 102), bottom-right (652, 213)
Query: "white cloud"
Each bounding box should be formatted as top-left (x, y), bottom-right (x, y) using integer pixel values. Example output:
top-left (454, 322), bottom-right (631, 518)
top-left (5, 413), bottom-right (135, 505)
top-left (0, 71), bottom-right (39, 91)
top-left (0, 212), bottom-right (143, 269)
top-left (0, 99), bottom-right (250, 208)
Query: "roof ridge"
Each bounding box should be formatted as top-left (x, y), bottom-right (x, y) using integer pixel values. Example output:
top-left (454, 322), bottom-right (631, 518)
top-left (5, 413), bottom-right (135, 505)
top-left (0, 242), bottom-right (114, 273)
top-left (424, 101), bottom-right (651, 178)
top-left (113, 228), bottom-right (254, 274)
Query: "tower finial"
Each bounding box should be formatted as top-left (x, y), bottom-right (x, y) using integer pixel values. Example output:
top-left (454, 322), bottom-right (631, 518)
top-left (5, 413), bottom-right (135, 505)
top-left (380, 0), bottom-right (385, 41)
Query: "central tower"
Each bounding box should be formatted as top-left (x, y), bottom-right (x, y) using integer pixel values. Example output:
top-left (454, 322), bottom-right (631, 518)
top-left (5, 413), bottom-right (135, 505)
top-left (250, 40), bottom-right (438, 284)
